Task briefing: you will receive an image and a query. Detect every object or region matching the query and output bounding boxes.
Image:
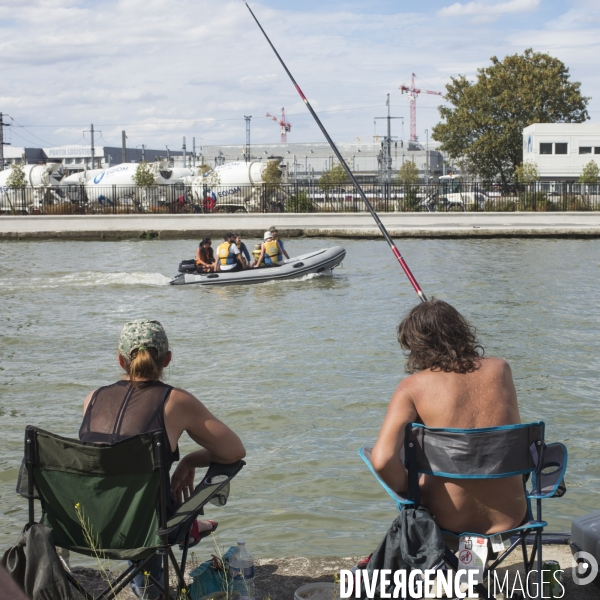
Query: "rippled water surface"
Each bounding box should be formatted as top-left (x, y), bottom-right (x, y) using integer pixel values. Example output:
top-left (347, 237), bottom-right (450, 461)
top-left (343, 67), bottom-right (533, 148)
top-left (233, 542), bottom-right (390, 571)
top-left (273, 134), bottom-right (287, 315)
top-left (1, 237), bottom-right (599, 559)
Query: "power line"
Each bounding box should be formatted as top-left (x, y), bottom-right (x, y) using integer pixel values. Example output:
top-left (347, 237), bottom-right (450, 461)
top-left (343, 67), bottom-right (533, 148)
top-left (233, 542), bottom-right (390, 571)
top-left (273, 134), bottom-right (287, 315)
top-left (7, 116), bottom-right (59, 146)
top-left (9, 104), bottom-right (416, 129)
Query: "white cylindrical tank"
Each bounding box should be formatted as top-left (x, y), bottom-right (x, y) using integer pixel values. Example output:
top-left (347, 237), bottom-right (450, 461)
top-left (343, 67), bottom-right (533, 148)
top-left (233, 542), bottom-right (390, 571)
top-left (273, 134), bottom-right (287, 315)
top-left (189, 159), bottom-right (281, 211)
top-left (0, 163), bottom-right (63, 188)
top-left (0, 163), bottom-right (64, 212)
top-left (84, 163), bottom-right (169, 208)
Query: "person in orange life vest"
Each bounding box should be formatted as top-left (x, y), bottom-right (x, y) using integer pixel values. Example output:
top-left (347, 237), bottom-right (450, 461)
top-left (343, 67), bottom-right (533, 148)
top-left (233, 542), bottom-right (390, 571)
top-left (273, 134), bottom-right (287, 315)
top-left (195, 237), bottom-right (215, 273)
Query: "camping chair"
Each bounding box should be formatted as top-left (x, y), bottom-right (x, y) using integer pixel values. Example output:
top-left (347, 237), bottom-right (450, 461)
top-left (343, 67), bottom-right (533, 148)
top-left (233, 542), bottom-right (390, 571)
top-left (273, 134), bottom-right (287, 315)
top-left (360, 421), bottom-right (567, 600)
top-left (18, 425), bottom-right (245, 600)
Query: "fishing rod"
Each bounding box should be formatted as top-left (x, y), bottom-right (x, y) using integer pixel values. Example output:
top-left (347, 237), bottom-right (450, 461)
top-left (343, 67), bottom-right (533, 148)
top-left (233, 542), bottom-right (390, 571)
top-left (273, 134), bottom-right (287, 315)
top-left (243, 0), bottom-right (427, 302)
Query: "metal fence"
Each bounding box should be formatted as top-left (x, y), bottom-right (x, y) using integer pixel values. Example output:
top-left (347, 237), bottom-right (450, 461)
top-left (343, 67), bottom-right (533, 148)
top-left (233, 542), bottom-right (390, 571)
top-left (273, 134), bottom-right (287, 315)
top-left (2, 181), bottom-right (600, 215)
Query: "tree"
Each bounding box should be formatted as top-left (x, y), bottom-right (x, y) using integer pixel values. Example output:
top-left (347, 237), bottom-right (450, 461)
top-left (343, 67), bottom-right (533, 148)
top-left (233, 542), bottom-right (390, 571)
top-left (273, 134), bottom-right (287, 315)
top-left (397, 160), bottom-right (419, 184)
top-left (6, 162), bottom-right (27, 189)
top-left (514, 160), bottom-right (539, 185)
top-left (198, 164), bottom-right (211, 176)
top-left (318, 163), bottom-right (349, 188)
top-left (262, 159), bottom-right (283, 187)
top-left (396, 160), bottom-right (420, 211)
top-left (432, 49), bottom-right (589, 186)
top-left (133, 161), bottom-right (155, 187)
top-left (579, 160), bottom-right (599, 184)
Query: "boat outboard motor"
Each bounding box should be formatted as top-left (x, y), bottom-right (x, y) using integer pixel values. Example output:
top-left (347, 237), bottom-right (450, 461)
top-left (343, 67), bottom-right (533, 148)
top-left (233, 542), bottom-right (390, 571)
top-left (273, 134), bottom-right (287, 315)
top-left (178, 259), bottom-right (198, 273)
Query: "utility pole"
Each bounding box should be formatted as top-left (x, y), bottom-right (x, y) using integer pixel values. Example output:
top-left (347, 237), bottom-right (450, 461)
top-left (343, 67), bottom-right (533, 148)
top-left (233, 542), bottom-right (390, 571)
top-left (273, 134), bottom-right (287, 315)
top-left (192, 137), bottom-right (196, 168)
top-left (84, 124), bottom-right (101, 169)
top-left (374, 94), bottom-right (403, 184)
top-left (121, 130), bottom-right (127, 164)
top-left (182, 136), bottom-right (186, 168)
top-left (165, 146), bottom-right (170, 164)
top-left (90, 124), bottom-right (95, 169)
top-left (425, 129), bottom-right (429, 183)
top-left (0, 113), bottom-right (11, 170)
top-left (244, 115), bottom-right (252, 162)
top-left (137, 144), bottom-right (147, 162)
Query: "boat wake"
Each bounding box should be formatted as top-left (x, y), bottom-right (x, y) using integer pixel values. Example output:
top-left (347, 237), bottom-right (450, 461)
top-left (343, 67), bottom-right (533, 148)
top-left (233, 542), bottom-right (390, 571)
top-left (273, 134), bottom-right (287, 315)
top-left (262, 271), bottom-right (331, 285)
top-left (1, 271), bottom-right (171, 291)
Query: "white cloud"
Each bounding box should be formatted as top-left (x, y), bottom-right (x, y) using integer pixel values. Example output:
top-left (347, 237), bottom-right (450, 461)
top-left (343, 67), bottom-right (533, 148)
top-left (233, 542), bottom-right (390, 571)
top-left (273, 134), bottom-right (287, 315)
top-left (438, 0), bottom-right (540, 18)
top-left (0, 0), bottom-right (599, 149)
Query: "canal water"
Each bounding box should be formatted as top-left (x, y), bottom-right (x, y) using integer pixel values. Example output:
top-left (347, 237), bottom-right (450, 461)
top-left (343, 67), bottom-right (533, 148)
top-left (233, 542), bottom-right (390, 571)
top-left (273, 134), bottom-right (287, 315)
top-left (1, 237), bottom-right (599, 559)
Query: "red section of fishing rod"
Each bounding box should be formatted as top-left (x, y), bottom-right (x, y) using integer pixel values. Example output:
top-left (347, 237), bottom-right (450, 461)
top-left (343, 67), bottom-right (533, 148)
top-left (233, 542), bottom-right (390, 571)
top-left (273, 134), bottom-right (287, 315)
top-left (243, 0), bottom-right (427, 302)
top-left (391, 246), bottom-right (427, 302)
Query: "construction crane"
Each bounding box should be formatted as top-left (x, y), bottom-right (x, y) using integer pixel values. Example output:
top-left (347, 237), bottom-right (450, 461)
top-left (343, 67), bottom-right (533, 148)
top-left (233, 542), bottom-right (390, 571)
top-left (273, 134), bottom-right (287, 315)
top-left (266, 107), bottom-right (292, 143)
top-left (399, 73), bottom-right (442, 143)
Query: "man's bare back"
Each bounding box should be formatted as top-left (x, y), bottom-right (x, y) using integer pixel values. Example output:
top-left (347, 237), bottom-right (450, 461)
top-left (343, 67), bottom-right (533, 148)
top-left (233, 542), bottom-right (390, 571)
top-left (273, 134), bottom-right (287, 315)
top-left (372, 357), bottom-right (527, 535)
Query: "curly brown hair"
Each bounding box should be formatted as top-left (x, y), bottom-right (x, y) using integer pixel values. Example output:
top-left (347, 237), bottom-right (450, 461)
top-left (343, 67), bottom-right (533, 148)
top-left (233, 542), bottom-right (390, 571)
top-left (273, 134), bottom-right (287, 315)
top-left (397, 299), bottom-right (484, 374)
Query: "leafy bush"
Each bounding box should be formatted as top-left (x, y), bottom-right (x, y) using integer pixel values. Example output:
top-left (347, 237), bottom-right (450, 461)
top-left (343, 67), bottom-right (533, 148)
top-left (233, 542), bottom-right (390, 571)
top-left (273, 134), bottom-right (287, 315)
top-left (286, 191), bottom-right (313, 212)
top-left (6, 162), bottom-right (27, 189)
top-left (398, 188), bottom-right (421, 211)
top-left (568, 196), bottom-right (592, 211)
top-left (133, 161), bottom-right (155, 187)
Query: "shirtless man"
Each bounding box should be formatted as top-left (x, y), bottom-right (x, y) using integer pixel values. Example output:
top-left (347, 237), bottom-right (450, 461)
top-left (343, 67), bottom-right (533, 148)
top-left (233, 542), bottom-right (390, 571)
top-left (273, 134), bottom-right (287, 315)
top-left (370, 299), bottom-right (527, 535)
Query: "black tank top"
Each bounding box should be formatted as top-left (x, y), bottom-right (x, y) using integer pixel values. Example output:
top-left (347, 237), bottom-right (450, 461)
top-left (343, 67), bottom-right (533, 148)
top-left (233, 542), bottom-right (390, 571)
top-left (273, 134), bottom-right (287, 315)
top-left (79, 380), bottom-right (180, 470)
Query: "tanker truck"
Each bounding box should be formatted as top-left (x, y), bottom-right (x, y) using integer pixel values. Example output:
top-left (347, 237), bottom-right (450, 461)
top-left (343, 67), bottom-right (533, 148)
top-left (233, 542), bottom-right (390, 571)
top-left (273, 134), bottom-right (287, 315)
top-left (188, 158), bottom-right (285, 213)
top-left (0, 163), bottom-right (64, 213)
top-left (84, 161), bottom-right (194, 211)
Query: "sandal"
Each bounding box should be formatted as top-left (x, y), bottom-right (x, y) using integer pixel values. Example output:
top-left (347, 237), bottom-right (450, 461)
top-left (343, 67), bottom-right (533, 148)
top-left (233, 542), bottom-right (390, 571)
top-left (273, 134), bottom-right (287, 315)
top-left (179, 519), bottom-right (218, 550)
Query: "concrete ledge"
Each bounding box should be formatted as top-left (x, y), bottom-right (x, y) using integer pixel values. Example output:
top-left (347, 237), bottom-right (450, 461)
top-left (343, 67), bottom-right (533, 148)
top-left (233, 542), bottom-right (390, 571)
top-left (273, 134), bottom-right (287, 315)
top-left (2, 213), bottom-right (600, 240)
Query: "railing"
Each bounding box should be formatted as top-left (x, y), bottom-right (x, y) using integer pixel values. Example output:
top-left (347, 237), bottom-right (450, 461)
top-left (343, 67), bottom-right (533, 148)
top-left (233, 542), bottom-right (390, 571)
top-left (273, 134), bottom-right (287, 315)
top-left (2, 181), bottom-right (600, 214)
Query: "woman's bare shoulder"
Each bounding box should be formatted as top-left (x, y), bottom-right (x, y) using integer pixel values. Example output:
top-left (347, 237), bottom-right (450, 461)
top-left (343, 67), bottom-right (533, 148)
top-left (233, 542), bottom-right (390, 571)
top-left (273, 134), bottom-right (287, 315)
top-left (167, 386), bottom-right (201, 405)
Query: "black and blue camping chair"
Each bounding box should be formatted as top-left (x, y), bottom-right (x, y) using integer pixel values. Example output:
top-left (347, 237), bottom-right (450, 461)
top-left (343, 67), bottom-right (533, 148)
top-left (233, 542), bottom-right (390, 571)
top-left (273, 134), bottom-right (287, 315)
top-left (360, 422), bottom-right (567, 600)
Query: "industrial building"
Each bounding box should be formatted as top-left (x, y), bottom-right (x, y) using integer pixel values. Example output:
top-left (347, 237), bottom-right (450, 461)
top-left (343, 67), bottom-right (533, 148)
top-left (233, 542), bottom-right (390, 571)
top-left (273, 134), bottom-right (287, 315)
top-left (196, 141), bottom-right (444, 183)
top-left (523, 123), bottom-right (600, 180)
top-left (1, 145), bottom-right (183, 173)
top-left (1, 140), bottom-right (444, 183)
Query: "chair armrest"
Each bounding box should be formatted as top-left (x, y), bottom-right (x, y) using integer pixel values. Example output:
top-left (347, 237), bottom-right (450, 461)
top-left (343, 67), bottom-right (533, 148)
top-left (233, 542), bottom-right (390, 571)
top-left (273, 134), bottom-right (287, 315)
top-left (528, 443), bottom-right (568, 499)
top-left (359, 446), bottom-right (414, 510)
top-left (16, 459), bottom-right (39, 500)
top-left (157, 460), bottom-right (245, 540)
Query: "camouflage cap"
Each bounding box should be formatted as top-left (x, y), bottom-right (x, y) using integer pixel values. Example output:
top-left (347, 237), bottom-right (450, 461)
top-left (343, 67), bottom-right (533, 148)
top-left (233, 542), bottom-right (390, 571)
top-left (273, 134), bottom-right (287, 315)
top-left (118, 319), bottom-right (169, 360)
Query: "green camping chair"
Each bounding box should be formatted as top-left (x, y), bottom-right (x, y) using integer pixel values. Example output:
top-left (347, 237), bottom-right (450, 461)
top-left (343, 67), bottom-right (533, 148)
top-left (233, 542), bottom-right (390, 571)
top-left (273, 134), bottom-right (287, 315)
top-left (18, 425), bottom-right (245, 599)
top-left (360, 421), bottom-right (567, 600)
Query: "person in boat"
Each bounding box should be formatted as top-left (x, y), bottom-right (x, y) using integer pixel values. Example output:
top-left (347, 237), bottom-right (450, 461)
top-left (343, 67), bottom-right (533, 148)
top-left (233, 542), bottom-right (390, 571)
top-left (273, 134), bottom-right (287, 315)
top-left (79, 319), bottom-right (246, 600)
top-left (214, 232), bottom-right (247, 272)
top-left (234, 233), bottom-right (252, 266)
top-left (253, 231), bottom-right (286, 268)
top-left (268, 226), bottom-right (290, 260)
top-left (195, 236), bottom-right (215, 273)
top-left (370, 299), bottom-right (526, 537)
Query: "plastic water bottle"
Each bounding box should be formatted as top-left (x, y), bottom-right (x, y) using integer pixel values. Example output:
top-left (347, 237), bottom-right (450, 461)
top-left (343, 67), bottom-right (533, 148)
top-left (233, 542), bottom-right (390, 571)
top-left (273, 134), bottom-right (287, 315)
top-left (229, 539), bottom-right (255, 599)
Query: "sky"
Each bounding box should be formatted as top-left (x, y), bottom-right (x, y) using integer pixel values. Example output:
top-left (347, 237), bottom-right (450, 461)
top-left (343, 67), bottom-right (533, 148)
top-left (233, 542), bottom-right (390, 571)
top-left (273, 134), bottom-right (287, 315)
top-left (1, 0), bottom-right (600, 154)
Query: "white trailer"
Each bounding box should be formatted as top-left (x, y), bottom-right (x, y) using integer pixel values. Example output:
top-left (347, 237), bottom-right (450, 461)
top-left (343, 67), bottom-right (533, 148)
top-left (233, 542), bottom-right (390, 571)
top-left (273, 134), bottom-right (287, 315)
top-left (0, 163), bottom-right (64, 213)
top-left (188, 158), bottom-right (284, 212)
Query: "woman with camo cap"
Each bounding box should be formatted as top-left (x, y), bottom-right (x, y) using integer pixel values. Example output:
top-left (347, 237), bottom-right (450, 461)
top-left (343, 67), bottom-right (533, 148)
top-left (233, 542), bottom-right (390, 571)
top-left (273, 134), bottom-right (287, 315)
top-left (79, 319), bottom-right (246, 600)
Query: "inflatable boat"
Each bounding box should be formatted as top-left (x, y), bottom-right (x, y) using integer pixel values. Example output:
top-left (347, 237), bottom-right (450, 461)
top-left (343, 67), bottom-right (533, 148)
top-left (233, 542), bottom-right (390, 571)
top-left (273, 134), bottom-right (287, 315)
top-left (169, 246), bottom-right (346, 286)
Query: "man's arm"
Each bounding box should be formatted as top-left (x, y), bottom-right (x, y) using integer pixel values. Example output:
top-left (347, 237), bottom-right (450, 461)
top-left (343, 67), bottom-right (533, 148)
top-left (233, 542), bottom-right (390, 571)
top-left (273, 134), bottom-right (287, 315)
top-left (279, 240), bottom-right (290, 259)
top-left (370, 383), bottom-right (418, 494)
top-left (241, 242), bottom-right (251, 262)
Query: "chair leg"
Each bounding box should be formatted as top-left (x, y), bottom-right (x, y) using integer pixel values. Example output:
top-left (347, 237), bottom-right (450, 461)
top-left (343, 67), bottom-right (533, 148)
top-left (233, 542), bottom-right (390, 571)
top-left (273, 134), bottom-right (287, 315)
top-left (66, 571), bottom-right (95, 600)
top-left (535, 531), bottom-right (543, 600)
top-left (164, 551), bottom-right (169, 599)
top-left (168, 547), bottom-right (189, 598)
top-left (106, 554), bottom-right (158, 600)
